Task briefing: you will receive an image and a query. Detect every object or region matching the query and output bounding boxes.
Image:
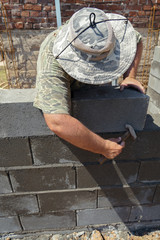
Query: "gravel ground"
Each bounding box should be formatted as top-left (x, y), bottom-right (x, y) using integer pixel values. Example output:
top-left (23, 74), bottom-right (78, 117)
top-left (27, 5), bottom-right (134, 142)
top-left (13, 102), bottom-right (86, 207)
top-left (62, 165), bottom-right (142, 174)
top-left (2, 229), bottom-right (160, 240)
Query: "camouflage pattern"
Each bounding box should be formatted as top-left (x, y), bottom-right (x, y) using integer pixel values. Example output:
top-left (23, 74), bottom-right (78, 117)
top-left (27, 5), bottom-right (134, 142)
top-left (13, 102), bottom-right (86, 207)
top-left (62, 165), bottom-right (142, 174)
top-left (34, 8), bottom-right (142, 114)
top-left (53, 8), bottom-right (137, 84)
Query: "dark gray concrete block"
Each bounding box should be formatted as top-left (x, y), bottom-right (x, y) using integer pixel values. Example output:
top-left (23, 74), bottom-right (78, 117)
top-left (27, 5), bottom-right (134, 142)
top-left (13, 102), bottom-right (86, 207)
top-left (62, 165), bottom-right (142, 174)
top-left (0, 195), bottom-right (39, 216)
top-left (129, 204), bottom-right (160, 222)
top-left (0, 216), bottom-right (21, 233)
top-left (77, 162), bottom-right (139, 188)
top-left (9, 167), bottom-right (75, 192)
top-left (116, 129), bottom-right (160, 161)
top-left (38, 190), bottom-right (96, 212)
top-left (72, 86), bottom-right (149, 132)
top-left (138, 160), bottom-right (160, 183)
top-left (0, 89), bottom-right (52, 138)
top-left (0, 171), bottom-right (12, 194)
top-left (153, 185), bottom-right (160, 203)
top-left (0, 137), bottom-right (32, 167)
top-left (20, 212), bottom-right (76, 231)
top-left (30, 136), bottom-right (99, 165)
top-left (77, 207), bottom-right (130, 226)
top-left (98, 186), bottom-right (155, 208)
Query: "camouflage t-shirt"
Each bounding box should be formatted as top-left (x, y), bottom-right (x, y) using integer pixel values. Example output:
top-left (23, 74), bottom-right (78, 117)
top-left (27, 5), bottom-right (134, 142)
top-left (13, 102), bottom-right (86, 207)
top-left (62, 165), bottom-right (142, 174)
top-left (33, 28), bottom-right (142, 114)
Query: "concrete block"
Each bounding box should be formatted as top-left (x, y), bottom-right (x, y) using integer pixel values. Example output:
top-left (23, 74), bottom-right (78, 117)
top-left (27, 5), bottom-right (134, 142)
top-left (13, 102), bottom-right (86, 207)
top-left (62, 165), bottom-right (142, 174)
top-left (152, 46), bottom-right (160, 62)
top-left (0, 216), bottom-right (21, 233)
top-left (98, 186), bottom-right (155, 208)
top-left (153, 185), bottom-right (160, 203)
top-left (77, 207), bottom-right (130, 226)
top-left (147, 87), bottom-right (160, 109)
top-left (138, 160), bottom-right (160, 183)
top-left (150, 60), bottom-right (160, 81)
top-left (20, 212), bottom-right (76, 231)
top-left (30, 136), bottom-right (99, 165)
top-left (0, 171), bottom-right (12, 194)
top-left (0, 89), bottom-right (52, 138)
top-left (148, 74), bottom-right (160, 95)
top-left (9, 167), bottom-right (75, 192)
top-left (0, 195), bottom-right (39, 216)
top-left (129, 204), bottom-right (160, 222)
top-left (72, 86), bottom-right (149, 132)
top-left (77, 162), bottom-right (139, 188)
top-left (38, 190), bottom-right (96, 212)
top-left (0, 137), bottom-right (32, 167)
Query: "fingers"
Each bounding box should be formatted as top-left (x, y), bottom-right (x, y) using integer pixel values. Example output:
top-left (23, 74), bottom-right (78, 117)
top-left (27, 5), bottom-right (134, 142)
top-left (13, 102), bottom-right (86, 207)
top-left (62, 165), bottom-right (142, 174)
top-left (120, 78), bottom-right (145, 93)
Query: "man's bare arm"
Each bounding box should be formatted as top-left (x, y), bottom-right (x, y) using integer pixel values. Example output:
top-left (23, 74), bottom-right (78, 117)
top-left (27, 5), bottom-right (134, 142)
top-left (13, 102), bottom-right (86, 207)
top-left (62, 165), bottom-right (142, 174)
top-left (120, 40), bottom-right (145, 93)
top-left (44, 113), bottom-right (125, 160)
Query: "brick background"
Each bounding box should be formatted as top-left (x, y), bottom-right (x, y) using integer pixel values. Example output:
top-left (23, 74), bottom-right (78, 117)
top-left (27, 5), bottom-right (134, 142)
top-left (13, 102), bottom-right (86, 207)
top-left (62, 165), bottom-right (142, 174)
top-left (0, 0), bottom-right (160, 30)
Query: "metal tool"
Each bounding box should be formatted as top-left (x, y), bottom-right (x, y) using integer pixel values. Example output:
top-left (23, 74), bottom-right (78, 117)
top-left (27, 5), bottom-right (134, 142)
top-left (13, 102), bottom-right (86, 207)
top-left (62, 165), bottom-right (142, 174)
top-left (99, 124), bottom-right (137, 165)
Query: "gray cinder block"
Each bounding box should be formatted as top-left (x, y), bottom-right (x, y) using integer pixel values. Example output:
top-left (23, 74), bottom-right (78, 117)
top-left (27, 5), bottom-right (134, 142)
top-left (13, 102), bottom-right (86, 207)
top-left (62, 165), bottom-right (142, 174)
top-left (0, 195), bottom-right (39, 216)
top-left (77, 162), bottom-right (139, 188)
top-left (138, 160), bottom-right (160, 183)
top-left (0, 172), bottom-right (12, 194)
top-left (153, 185), bottom-right (160, 203)
top-left (98, 186), bottom-right (155, 208)
top-left (72, 86), bottom-right (149, 133)
top-left (9, 167), bottom-right (75, 192)
top-left (129, 204), bottom-right (160, 222)
top-left (20, 212), bottom-right (76, 231)
top-left (30, 136), bottom-right (99, 165)
top-left (77, 207), bottom-right (130, 226)
top-left (38, 190), bottom-right (97, 212)
top-left (0, 216), bottom-right (21, 233)
top-left (0, 137), bottom-right (32, 167)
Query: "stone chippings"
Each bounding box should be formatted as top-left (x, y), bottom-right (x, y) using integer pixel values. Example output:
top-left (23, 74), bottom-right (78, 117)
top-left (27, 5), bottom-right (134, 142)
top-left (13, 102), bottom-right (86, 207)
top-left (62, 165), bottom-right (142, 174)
top-left (2, 229), bottom-right (160, 240)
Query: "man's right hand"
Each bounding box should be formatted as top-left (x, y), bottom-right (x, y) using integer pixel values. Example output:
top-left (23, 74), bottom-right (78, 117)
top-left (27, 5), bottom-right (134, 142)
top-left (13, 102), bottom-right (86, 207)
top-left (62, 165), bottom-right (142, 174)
top-left (102, 137), bottom-right (125, 159)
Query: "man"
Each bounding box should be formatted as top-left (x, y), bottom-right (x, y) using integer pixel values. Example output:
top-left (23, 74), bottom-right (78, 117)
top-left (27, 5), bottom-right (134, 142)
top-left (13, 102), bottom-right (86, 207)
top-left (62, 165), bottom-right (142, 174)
top-left (34, 7), bottom-right (144, 160)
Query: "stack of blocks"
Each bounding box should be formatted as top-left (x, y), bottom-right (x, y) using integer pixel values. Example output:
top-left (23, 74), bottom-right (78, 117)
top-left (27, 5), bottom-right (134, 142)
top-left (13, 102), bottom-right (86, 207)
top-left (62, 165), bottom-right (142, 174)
top-left (0, 62), bottom-right (160, 233)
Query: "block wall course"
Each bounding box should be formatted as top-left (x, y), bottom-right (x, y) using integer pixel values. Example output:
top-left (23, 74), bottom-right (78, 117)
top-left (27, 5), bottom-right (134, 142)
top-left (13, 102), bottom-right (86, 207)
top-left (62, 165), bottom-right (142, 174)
top-left (138, 160), bottom-right (160, 183)
top-left (77, 162), bottom-right (139, 188)
top-left (0, 216), bottom-right (21, 233)
top-left (98, 186), bottom-right (156, 208)
top-left (38, 190), bottom-right (97, 212)
top-left (9, 167), bottom-right (76, 192)
top-left (0, 171), bottom-right (12, 194)
top-left (129, 204), bottom-right (160, 222)
top-left (77, 206), bottom-right (131, 226)
top-left (30, 136), bottom-right (100, 165)
top-left (20, 212), bottom-right (76, 231)
top-left (153, 185), bottom-right (160, 203)
top-left (0, 195), bottom-right (39, 216)
top-left (0, 137), bottom-right (32, 167)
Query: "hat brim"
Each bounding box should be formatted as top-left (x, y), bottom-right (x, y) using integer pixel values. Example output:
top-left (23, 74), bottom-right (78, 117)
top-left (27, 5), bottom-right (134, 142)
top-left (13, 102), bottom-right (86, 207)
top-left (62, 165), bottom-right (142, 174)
top-left (53, 13), bottom-right (137, 85)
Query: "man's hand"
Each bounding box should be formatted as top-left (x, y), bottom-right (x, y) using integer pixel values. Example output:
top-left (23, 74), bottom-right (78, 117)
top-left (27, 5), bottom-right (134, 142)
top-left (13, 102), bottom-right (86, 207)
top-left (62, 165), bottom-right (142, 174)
top-left (103, 137), bottom-right (125, 159)
top-left (120, 77), bottom-right (145, 94)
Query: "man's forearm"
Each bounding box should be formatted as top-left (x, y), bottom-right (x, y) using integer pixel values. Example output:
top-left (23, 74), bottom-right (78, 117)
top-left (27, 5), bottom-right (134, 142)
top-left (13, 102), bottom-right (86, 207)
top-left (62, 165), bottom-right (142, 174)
top-left (44, 113), bottom-right (124, 159)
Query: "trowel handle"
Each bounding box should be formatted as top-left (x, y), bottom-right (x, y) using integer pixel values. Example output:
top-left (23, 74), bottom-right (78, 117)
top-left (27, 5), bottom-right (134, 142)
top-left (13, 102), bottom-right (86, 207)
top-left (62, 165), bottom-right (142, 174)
top-left (118, 131), bottom-right (130, 144)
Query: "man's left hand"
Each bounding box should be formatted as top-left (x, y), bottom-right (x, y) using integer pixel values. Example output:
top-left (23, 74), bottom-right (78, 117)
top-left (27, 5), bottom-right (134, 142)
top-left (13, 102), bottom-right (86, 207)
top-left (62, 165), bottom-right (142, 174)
top-left (120, 77), bottom-right (145, 94)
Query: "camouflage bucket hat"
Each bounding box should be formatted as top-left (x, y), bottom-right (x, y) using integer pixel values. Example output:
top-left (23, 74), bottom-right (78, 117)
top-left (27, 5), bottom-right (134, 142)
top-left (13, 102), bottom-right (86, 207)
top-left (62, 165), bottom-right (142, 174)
top-left (53, 7), bottom-right (137, 84)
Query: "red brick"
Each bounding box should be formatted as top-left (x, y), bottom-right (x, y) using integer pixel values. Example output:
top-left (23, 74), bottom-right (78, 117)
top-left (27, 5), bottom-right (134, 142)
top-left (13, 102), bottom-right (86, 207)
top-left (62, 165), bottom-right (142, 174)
top-left (23, 4), bottom-right (42, 10)
top-left (138, 11), bottom-right (146, 16)
top-left (23, 4), bottom-right (33, 10)
top-left (11, 9), bottom-right (21, 17)
top-left (39, 11), bottom-right (47, 17)
top-left (21, 11), bottom-right (30, 17)
top-left (43, 6), bottom-right (51, 11)
top-left (127, 5), bottom-right (142, 11)
top-left (143, 5), bottom-right (152, 11)
top-left (15, 22), bottom-right (24, 28)
top-left (30, 11), bottom-right (40, 17)
top-left (27, 17), bottom-right (39, 23)
top-left (25, 0), bottom-right (37, 3)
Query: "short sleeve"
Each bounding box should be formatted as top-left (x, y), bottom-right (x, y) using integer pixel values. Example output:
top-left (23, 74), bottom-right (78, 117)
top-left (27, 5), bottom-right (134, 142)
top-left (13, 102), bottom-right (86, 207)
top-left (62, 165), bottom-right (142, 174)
top-left (33, 32), bottom-right (71, 114)
top-left (135, 30), bottom-right (142, 43)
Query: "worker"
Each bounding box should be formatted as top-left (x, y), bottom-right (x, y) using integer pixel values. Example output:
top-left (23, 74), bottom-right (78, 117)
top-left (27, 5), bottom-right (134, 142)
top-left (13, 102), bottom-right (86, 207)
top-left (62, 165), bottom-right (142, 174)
top-left (34, 7), bottom-right (144, 160)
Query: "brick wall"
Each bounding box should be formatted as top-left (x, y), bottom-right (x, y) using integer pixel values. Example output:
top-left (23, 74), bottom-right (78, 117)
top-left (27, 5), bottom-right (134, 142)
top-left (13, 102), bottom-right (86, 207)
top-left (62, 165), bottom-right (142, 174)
top-left (0, 0), bottom-right (160, 30)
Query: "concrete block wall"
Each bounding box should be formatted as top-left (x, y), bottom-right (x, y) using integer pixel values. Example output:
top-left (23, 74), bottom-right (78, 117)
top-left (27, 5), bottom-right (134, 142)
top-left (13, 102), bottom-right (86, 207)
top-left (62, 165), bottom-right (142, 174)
top-left (0, 84), bottom-right (160, 234)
